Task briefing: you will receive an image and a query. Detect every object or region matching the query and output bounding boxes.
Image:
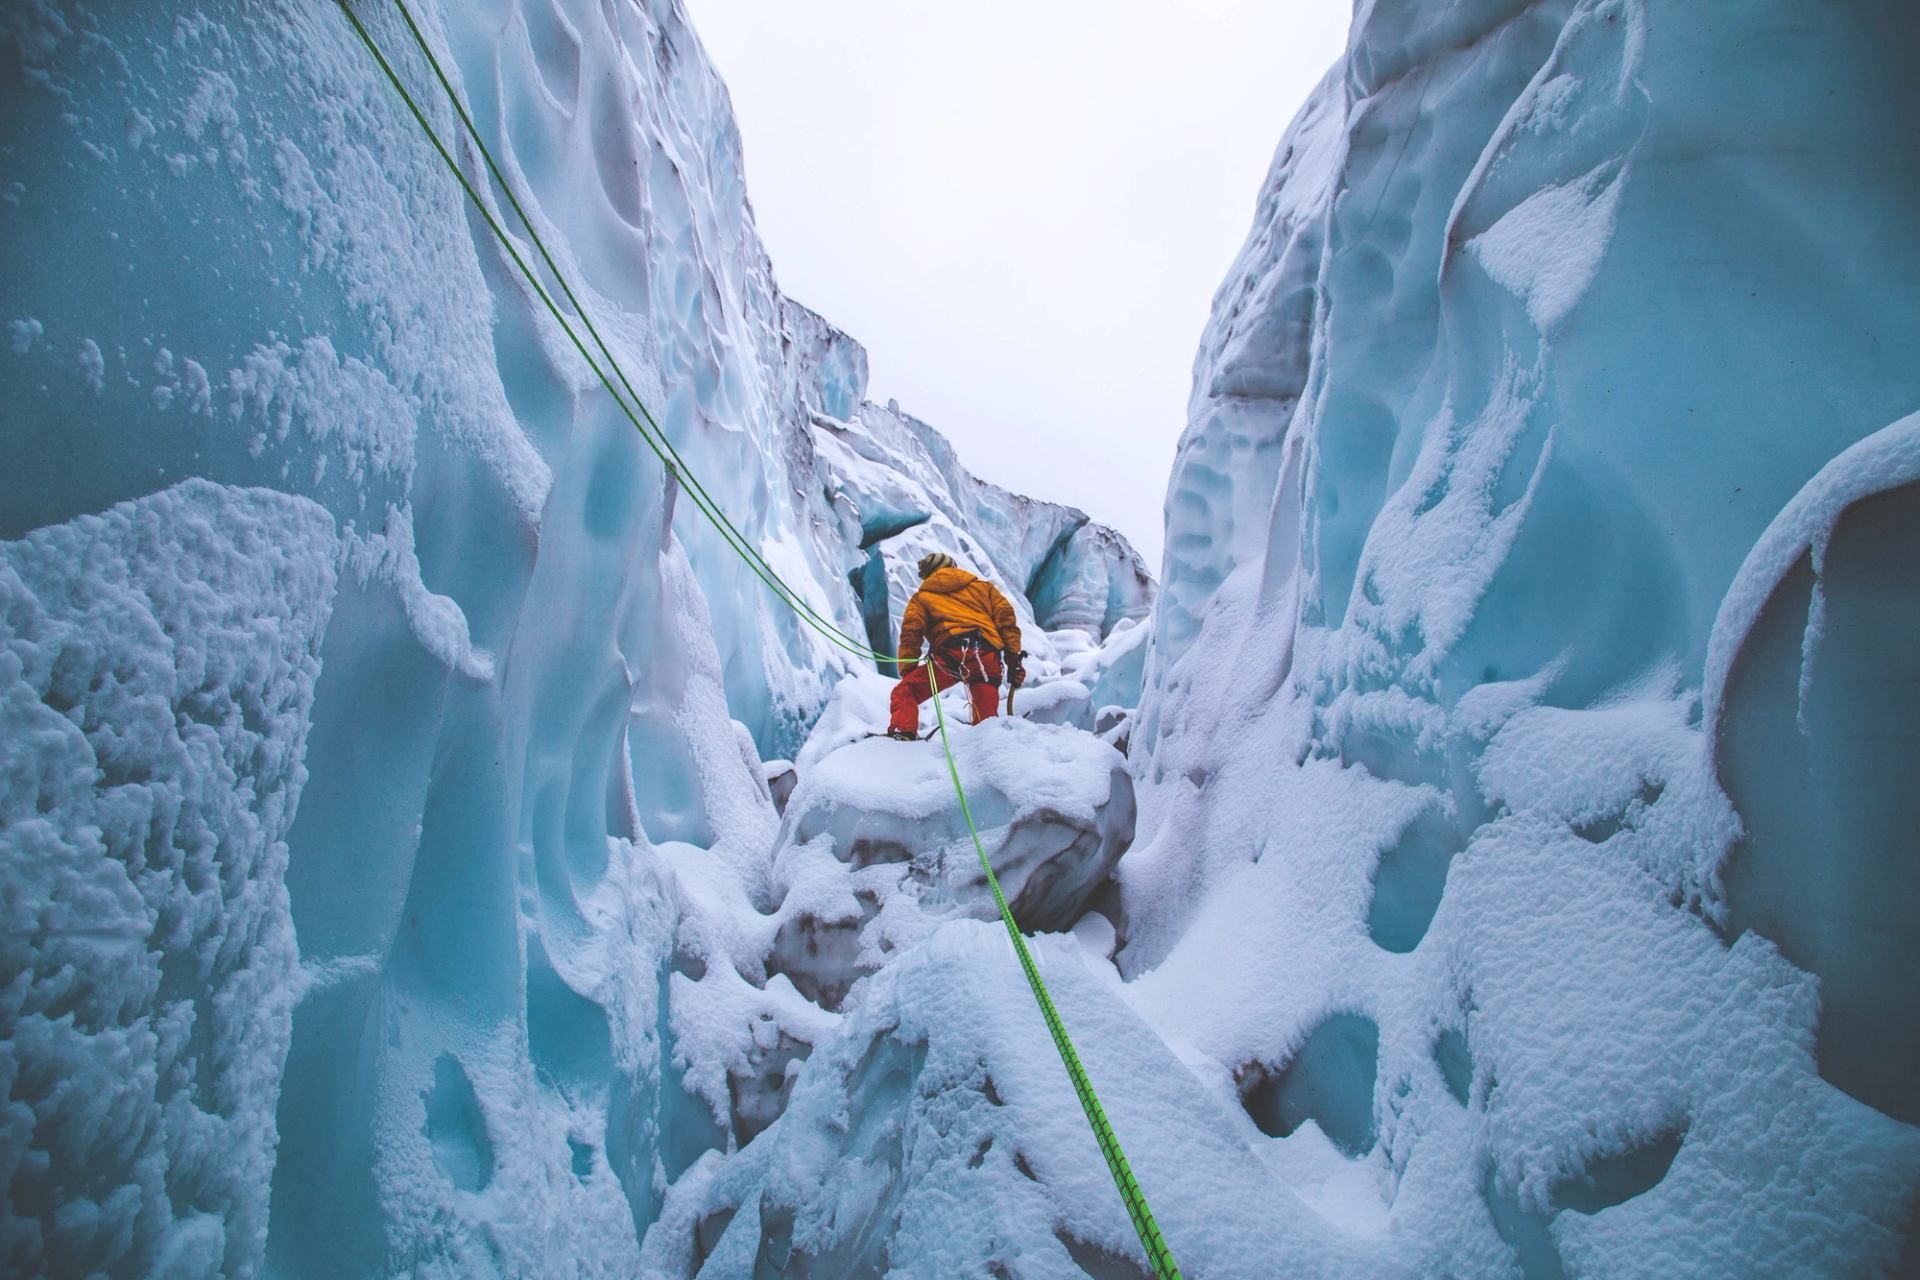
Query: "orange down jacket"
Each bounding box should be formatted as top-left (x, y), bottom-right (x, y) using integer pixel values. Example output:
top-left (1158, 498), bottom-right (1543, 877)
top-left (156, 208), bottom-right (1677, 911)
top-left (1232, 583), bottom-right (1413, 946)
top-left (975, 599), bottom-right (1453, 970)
top-left (897, 567), bottom-right (1021, 665)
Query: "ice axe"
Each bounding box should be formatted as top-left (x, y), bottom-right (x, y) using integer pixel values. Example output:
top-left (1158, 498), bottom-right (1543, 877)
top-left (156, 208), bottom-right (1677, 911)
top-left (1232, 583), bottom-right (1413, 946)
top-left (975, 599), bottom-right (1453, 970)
top-left (1004, 648), bottom-right (1028, 717)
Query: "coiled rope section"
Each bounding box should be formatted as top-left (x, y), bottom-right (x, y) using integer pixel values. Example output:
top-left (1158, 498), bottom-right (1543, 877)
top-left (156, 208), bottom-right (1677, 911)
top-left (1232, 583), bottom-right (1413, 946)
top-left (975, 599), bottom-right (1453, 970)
top-left (336, 4), bottom-right (1180, 1274)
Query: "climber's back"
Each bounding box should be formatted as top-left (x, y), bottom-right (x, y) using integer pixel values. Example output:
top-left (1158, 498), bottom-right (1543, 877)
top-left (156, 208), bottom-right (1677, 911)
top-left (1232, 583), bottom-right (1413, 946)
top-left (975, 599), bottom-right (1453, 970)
top-left (899, 560), bottom-right (1019, 658)
top-left (886, 552), bottom-right (1025, 738)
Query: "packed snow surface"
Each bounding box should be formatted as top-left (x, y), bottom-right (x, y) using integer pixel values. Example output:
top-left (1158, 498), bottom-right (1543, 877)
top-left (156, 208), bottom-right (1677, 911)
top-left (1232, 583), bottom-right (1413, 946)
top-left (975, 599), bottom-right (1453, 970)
top-left (5, 0), bottom-right (1919, 1276)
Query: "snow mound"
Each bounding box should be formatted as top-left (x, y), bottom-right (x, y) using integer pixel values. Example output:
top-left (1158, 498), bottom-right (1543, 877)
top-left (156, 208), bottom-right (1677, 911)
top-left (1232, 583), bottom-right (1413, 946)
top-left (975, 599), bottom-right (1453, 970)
top-left (768, 718), bottom-right (1134, 1012)
top-left (656, 921), bottom-right (1390, 1279)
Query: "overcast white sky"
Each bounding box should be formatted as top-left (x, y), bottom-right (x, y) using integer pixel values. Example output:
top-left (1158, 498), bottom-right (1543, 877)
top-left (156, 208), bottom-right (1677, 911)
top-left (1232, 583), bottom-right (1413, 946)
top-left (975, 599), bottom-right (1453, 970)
top-left (683, 2), bottom-right (1348, 569)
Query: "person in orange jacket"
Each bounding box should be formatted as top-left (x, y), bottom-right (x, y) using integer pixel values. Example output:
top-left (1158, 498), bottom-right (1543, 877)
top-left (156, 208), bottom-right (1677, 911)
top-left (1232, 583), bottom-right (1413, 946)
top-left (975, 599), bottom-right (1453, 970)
top-left (886, 552), bottom-right (1026, 739)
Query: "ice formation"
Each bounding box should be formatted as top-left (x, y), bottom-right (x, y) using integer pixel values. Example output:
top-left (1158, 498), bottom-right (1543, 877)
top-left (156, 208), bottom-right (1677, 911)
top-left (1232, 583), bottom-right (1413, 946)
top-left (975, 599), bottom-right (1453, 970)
top-left (4, 0), bottom-right (1918, 1276)
top-left (1127, 0), bottom-right (1920, 1274)
top-left (2, 482), bottom-right (334, 1275)
top-left (1, 1), bottom-right (1144, 1275)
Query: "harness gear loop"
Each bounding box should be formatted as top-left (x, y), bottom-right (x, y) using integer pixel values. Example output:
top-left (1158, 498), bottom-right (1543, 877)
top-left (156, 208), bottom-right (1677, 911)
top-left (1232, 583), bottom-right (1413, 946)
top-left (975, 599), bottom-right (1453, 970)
top-left (946, 632), bottom-right (995, 686)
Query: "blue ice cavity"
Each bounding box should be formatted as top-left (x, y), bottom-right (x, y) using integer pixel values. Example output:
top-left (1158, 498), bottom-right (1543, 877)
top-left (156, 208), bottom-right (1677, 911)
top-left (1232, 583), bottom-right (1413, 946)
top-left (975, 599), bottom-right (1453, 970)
top-left (1434, 1029), bottom-right (1474, 1107)
top-left (1717, 475), bottom-right (1920, 1123)
top-left (1241, 1013), bottom-right (1380, 1157)
top-left (1365, 804), bottom-right (1462, 953)
top-left (425, 1054), bottom-right (495, 1194)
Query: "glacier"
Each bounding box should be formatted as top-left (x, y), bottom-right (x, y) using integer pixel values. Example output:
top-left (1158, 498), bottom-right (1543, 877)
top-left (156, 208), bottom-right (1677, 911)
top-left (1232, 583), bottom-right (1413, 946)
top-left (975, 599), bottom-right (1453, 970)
top-left (4, 0), bottom-right (1919, 1277)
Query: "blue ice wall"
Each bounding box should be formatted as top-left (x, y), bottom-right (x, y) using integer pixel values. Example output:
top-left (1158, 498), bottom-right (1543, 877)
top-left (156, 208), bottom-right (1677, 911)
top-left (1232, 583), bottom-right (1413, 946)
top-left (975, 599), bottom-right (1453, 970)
top-left (0, 0), bottom-right (869, 1272)
top-left (1128, 0), bottom-right (1920, 1272)
top-left (1, 2), bottom-right (1159, 1273)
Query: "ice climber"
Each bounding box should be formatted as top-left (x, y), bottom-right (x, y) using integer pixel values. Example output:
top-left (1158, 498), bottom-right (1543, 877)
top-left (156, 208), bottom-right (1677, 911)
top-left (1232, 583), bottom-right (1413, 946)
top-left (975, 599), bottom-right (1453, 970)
top-left (887, 552), bottom-right (1025, 739)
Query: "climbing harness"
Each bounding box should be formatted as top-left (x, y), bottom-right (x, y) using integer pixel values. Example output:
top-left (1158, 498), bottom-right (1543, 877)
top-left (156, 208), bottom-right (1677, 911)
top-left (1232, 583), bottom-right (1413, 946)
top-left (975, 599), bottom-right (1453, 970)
top-left (945, 632), bottom-right (998, 685)
top-left (336, 5), bottom-right (1180, 1274)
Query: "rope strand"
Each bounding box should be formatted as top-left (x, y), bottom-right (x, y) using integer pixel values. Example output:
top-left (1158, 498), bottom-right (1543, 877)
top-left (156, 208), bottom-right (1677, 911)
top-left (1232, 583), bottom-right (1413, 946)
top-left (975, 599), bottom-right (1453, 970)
top-left (927, 662), bottom-right (1182, 1279)
top-left (338, 0), bottom-right (895, 663)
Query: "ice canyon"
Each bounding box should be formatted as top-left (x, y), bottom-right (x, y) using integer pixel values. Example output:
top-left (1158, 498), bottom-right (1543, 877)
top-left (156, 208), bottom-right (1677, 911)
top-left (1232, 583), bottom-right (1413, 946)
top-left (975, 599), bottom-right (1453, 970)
top-left (2, 0), bottom-right (1917, 1277)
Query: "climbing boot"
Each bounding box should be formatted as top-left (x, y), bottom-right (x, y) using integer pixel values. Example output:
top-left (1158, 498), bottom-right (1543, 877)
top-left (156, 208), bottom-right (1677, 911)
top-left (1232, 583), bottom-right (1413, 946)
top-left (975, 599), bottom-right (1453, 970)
top-left (885, 727), bottom-right (919, 742)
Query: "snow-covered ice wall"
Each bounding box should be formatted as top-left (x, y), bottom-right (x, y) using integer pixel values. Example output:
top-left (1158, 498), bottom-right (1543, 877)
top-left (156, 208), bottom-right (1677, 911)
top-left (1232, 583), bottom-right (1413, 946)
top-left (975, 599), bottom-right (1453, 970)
top-left (10, 0), bottom-right (1914, 1274)
top-left (1129, 0), bottom-right (1920, 1273)
top-left (0, 1), bottom-right (1148, 1275)
top-left (815, 402), bottom-right (1152, 667)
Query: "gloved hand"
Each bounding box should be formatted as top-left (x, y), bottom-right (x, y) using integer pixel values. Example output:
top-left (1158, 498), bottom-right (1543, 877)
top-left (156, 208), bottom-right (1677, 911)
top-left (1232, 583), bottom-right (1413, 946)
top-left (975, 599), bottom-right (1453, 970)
top-left (1005, 650), bottom-right (1027, 687)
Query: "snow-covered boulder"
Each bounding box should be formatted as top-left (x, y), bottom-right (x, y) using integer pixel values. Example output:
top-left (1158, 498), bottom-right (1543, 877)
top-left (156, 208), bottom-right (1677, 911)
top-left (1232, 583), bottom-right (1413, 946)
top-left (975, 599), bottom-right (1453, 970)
top-left (765, 720), bottom-right (1134, 1013)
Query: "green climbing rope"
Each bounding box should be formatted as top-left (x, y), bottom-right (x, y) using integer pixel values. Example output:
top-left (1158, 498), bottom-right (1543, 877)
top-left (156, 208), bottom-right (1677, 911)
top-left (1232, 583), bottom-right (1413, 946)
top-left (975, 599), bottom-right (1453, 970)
top-left (337, 5), bottom-right (1181, 1273)
top-left (927, 664), bottom-right (1182, 1279)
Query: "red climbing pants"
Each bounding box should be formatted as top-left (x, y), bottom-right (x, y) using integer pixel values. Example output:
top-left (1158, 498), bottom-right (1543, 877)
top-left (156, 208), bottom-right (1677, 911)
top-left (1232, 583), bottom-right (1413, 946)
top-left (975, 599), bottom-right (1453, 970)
top-left (889, 642), bottom-right (1003, 734)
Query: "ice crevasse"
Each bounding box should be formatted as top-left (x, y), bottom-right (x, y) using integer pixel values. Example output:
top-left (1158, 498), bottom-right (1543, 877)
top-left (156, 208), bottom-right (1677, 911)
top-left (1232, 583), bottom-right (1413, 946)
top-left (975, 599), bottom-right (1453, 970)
top-left (3, 0), bottom-right (1920, 1278)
